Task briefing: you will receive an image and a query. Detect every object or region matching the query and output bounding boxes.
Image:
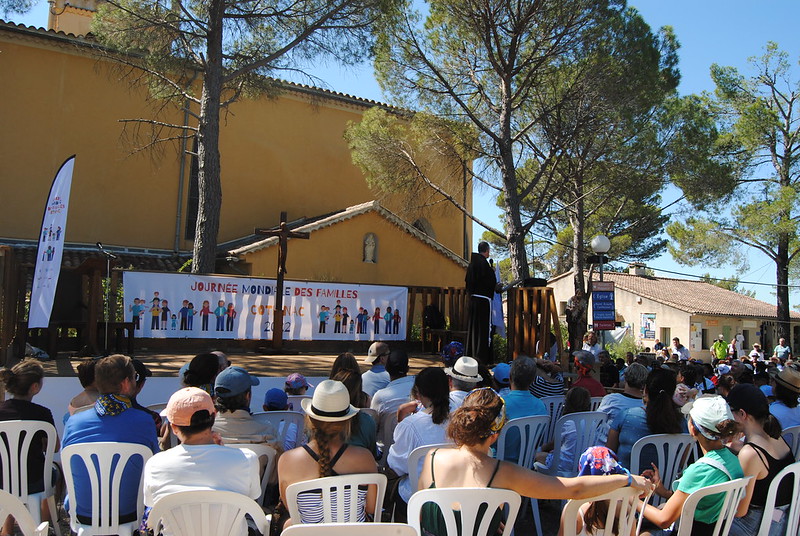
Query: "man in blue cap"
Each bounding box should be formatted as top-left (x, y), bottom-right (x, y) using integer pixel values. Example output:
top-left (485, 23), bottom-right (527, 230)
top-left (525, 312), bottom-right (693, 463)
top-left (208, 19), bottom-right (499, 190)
top-left (212, 366), bottom-right (277, 445)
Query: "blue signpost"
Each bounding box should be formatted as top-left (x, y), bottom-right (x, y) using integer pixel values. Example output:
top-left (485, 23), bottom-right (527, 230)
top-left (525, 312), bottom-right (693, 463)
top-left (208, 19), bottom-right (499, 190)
top-left (592, 281), bottom-right (616, 331)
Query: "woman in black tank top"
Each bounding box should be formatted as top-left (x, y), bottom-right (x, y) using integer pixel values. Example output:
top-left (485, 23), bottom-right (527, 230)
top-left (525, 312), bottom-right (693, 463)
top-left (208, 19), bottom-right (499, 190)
top-left (727, 384), bottom-right (794, 536)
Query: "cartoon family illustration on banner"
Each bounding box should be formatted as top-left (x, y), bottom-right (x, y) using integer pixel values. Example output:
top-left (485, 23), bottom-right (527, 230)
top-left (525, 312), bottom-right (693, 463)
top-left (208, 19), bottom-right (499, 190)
top-left (123, 271), bottom-right (408, 341)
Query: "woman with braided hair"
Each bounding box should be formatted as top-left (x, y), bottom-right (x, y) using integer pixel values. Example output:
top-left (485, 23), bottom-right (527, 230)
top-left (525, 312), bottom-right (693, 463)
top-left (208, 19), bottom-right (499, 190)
top-left (277, 380), bottom-right (377, 526)
top-left (415, 388), bottom-right (654, 536)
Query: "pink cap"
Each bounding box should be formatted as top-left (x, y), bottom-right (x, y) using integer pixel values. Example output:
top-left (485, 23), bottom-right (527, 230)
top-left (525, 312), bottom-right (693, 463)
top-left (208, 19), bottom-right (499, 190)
top-left (166, 387), bottom-right (216, 426)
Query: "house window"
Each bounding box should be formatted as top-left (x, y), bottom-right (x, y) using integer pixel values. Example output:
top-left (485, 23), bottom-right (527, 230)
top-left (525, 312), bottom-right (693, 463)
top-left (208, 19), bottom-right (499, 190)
top-left (742, 330), bottom-right (750, 351)
top-left (701, 329), bottom-right (709, 350)
top-left (559, 301), bottom-right (568, 316)
top-left (660, 327), bottom-right (671, 345)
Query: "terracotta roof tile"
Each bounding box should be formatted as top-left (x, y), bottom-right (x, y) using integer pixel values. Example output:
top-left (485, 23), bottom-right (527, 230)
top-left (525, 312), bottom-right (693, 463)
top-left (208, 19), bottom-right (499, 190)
top-left (593, 271), bottom-right (799, 320)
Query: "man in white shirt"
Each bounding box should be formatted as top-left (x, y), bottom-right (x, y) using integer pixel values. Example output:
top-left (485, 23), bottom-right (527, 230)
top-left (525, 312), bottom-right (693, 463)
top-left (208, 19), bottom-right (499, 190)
top-left (445, 356), bottom-right (482, 409)
top-left (371, 350), bottom-right (415, 462)
top-left (362, 342), bottom-right (391, 397)
top-left (143, 387), bottom-right (261, 521)
top-left (670, 337), bottom-right (690, 361)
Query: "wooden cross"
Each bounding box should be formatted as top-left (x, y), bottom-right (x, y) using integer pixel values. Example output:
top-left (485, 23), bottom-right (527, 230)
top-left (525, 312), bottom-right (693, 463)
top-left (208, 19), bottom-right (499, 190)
top-left (255, 211), bottom-right (310, 348)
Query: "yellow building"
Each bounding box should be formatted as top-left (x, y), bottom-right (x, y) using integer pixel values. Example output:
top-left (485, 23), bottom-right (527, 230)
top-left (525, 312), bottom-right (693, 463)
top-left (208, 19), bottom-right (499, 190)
top-left (0, 15), bottom-right (471, 348)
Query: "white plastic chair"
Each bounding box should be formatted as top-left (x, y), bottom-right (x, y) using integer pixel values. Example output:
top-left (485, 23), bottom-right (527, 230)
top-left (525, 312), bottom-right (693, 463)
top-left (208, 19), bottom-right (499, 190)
top-left (494, 415), bottom-right (548, 536)
top-left (407, 487), bottom-right (521, 536)
top-left (539, 395), bottom-right (565, 444)
top-left (0, 489), bottom-right (49, 536)
top-left (407, 442), bottom-right (455, 494)
top-left (534, 411), bottom-right (608, 477)
top-left (145, 402), bottom-right (168, 413)
top-left (229, 443), bottom-right (277, 505)
top-left (560, 486), bottom-right (641, 536)
top-left (674, 476), bottom-right (751, 536)
top-left (287, 395), bottom-right (313, 413)
top-left (147, 489), bottom-right (270, 536)
top-left (757, 460), bottom-right (800, 536)
top-left (283, 522), bottom-right (416, 536)
top-left (61, 442), bottom-right (154, 536)
top-left (285, 473), bottom-right (387, 524)
top-left (531, 411), bottom-right (607, 535)
top-left (495, 415), bottom-right (549, 466)
top-left (782, 425), bottom-right (800, 461)
top-left (0, 420), bottom-right (61, 536)
top-left (590, 396), bottom-right (604, 411)
top-left (252, 411), bottom-right (305, 449)
top-left (629, 433), bottom-right (696, 506)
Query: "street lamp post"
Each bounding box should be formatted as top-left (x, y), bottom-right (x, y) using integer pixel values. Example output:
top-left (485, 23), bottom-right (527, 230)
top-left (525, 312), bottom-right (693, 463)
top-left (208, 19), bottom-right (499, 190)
top-left (590, 235), bottom-right (611, 349)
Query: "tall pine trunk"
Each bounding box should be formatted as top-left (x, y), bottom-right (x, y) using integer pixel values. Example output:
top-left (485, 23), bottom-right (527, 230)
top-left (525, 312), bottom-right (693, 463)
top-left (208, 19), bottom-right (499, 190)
top-left (192, 0), bottom-right (224, 274)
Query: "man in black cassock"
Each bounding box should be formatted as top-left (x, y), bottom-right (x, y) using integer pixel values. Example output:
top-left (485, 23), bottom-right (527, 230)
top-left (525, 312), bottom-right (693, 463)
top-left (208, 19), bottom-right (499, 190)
top-left (465, 241), bottom-right (500, 364)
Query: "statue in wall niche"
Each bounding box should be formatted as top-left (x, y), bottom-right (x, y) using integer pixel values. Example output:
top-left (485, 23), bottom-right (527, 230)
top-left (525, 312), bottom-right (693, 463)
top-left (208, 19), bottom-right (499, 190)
top-left (364, 233), bottom-right (377, 263)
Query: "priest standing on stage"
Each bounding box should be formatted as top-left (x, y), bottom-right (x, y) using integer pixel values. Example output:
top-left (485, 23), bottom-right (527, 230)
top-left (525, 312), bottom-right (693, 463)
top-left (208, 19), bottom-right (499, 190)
top-left (465, 241), bottom-right (501, 363)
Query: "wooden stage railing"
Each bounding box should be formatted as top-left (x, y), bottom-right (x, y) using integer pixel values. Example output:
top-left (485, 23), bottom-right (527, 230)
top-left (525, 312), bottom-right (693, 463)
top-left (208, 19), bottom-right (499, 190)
top-left (408, 285), bottom-right (560, 362)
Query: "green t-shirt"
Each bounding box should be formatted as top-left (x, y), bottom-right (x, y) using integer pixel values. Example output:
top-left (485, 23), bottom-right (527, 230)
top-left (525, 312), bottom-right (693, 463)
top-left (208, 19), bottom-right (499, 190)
top-left (674, 448), bottom-right (743, 523)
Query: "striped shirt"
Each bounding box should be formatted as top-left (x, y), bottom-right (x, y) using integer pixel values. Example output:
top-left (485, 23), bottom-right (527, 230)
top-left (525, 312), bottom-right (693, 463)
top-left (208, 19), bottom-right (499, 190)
top-left (529, 374), bottom-right (565, 398)
top-left (296, 487), bottom-right (368, 523)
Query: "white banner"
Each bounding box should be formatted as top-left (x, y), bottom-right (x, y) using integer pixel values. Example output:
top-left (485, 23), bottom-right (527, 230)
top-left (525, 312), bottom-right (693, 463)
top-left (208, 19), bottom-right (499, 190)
top-left (123, 271), bottom-right (409, 341)
top-left (29, 156), bottom-right (76, 328)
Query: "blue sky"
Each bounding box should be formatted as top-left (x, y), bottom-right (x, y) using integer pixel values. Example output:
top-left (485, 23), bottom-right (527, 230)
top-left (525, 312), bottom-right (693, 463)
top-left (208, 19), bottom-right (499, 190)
top-left (10, 1), bottom-right (800, 302)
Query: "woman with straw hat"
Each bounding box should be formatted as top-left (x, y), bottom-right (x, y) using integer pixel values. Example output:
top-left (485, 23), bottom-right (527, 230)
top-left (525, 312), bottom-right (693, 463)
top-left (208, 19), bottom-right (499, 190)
top-left (277, 380), bottom-right (378, 526)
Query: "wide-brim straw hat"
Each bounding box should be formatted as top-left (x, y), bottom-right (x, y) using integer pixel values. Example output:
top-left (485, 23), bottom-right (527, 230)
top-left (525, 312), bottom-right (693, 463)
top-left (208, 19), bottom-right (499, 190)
top-left (775, 366), bottom-right (800, 394)
top-left (445, 356), bottom-right (483, 383)
top-left (301, 380), bottom-right (359, 422)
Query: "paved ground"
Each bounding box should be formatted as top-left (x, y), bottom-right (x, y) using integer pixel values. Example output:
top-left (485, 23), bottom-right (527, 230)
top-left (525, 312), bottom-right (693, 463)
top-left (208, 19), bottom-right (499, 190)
top-left (32, 350), bottom-right (444, 378)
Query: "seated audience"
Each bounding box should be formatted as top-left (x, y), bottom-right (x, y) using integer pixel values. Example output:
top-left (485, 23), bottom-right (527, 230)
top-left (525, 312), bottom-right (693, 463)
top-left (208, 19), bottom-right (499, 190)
top-left (330, 352), bottom-right (369, 406)
top-left (142, 387), bottom-right (260, 529)
top-left (277, 380), bottom-right (377, 527)
top-left (716, 372), bottom-right (737, 397)
top-left (572, 350), bottom-right (607, 398)
top-left (371, 350), bottom-right (415, 459)
top-left (362, 342), bottom-right (391, 397)
top-left (491, 362), bottom-right (511, 397)
top-left (263, 388), bottom-right (300, 451)
top-left (62, 354), bottom-right (159, 525)
top-left (639, 396), bottom-right (743, 534)
top-left (182, 353), bottom-right (222, 396)
top-left (284, 373), bottom-right (312, 411)
top-left (331, 369), bottom-right (378, 457)
top-left (445, 356), bottom-right (482, 409)
top-left (536, 386), bottom-right (591, 474)
top-left (596, 363), bottom-right (647, 444)
top-left (598, 351), bottom-right (619, 389)
top-left (417, 389), bottom-right (652, 536)
top-left (500, 357), bottom-right (546, 461)
top-left (769, 365), bottom-right (800, 428)
top-left (529, 356), bottom-right (565, 398)
top-left (0, 360), bottom-right (57, 534)
top-left (559, 446), bottom-right (635, 536)
top-left (67, 358), bottom-right (99, 415)
top-left (726, 384), bottom-right (794, 536)
top-left (387, 367), bottom-right (451, 517)
top-left (440, 341), bottom-right (464, 368)
top-left (130, 359), bottom-right (162, 434)
top-left (212, 366), bottom-right (277, 445)
top-left (607, 368), bottom-right (686, 472)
